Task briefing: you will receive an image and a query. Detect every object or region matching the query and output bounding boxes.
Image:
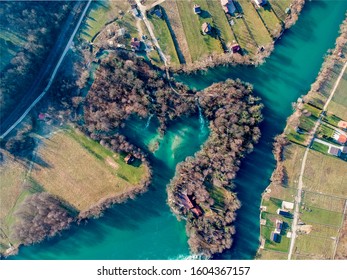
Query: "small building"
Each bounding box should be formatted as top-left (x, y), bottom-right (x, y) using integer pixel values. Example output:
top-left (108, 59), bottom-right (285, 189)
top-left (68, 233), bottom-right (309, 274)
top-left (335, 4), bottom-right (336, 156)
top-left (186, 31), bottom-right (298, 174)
top-left (191, 206), bottom-right (203, 217)
top-left (282, 201), bottom-right (294, 210)
top-left (130, 37), bottom-right (141, 51)
top-left (328, 146), bottom-right (341, 157)
top-left (38, 113), bottom-right (46, 120)
top-left (253, 0), bottom-right (267, 8)
top-left (124, 154), bottom-right (135, 164)
top-left (180, 194), bottom-right (194, 209)
top-left (229, 43), bottom-right (241, 53)
top-left (221, 0), bottom-right (236, 14)
top-left (333, 132), bottom-right (347, 144)
top-left (201, 22), bottom-right (212, 35)
top-left (150, 6), bottom-right (162, 18)
top-left (275, 219), bottom-right (283, 234)
top-left (338, 121), bottom-right (347, 130)
top-left (270, 231), bottom-right (280, 243)
top-left (193, 4), bottom-right (202, 14)
top-left (131, 4), bottom-right (140, 17)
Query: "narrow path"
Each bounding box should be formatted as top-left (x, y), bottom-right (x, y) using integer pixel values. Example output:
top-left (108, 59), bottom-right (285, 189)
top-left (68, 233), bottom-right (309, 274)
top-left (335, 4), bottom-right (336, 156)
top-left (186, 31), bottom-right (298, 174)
top-left (288, 61), bottom-right (347, 260)
top-left (135, 0), bottom-right (168, 67)
top-left (0, 0), bottom-right (92, 139)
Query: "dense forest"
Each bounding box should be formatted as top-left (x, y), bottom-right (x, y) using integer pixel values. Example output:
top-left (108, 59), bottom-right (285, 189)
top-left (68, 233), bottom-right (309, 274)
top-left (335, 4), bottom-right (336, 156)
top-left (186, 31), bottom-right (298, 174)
top-left (11, 193), bottom-right (75, 245)
top-left (84, 51), bottom-right (197, 135)
top-left (168, 80), bottom-right (263, 257)
top-left (0, 1), bottom-right (75, 120)
top-left (84, 51), bottom-right (263, 257)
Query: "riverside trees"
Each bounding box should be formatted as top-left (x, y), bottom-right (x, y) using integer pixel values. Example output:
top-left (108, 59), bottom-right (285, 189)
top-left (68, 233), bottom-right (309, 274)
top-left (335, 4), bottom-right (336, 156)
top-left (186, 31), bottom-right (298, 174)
top-left (85, 51), bottom-right (263, 257)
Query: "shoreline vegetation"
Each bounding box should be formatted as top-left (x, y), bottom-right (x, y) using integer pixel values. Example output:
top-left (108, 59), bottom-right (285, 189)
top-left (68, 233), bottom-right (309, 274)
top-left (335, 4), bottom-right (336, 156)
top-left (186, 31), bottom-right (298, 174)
top-left (81, 0), bottom-right (305, 74)
top-left (172, 0), bottom-right (306, 73)
top-left (257, 15), bottom-right (347, 259)
top-left (83, 51), bottom-right (263, 258)
top-left (168, 81), bottom-right (263, 257)
top-left (1, 49), bottom-right (262, 258)
top-left (0, 0), bottom-right (306, 258)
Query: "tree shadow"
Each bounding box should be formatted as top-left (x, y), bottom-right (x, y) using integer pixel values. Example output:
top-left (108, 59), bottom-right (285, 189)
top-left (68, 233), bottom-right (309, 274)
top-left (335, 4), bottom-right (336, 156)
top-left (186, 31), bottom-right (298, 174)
top-left (234, 1), bottom-right (244, 14)
top-left (199, 10), bottom-right (212, 19)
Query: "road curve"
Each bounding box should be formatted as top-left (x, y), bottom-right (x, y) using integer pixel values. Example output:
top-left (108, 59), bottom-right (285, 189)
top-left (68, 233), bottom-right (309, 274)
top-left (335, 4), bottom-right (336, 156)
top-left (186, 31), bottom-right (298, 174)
top-left (0, 0), bottom-right (92, 139)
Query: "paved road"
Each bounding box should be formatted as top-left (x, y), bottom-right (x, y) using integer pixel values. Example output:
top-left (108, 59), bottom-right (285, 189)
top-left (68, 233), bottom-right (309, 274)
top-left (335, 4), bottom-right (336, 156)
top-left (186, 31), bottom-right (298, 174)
top-left (0, 0), bottom-right (92, 139)
top-left (288, 61), bottom-right (347, 259)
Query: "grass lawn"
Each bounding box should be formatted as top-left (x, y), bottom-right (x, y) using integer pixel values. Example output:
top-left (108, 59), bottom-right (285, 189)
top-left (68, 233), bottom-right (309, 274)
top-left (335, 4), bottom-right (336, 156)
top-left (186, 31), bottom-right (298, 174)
top-left (239, 0), bottom-right (272, 46)
top-left (175, 0), bottom-right (212, 61)
top-left (257, 5), bottom-right (282, 37)
top-left (204, 0), bottom-right (237, 45)
top-left (295, 235), bottom-right (335, 259)
top-left (298, 114), bottom-right (317, 132)
top-left (148, 13), bottom-right (180, 66)
top-left (80, 1), bottom-right (131, 41)
top-left (302, 191), bottom-right (346, 213)
top-left (300, 206), bottom-right (343, 227)
top-left (31, 129), bottom-right (149, 212)
top-left (268, 0), bottom-right (292, 22)
top-left (305, 222), bottom-right (340, 238)
top-left (261, 225), bottom-right (291, 252)
top-left (257, 249), bottom-right (288, 260)
top-left (303, 149), bottom-right (347, 197)
top-left (286, 128), bottom-right (308, 146)
top-left (311, 141), bottom-right (329, 154)
top-left (282, 144), bottom-right (306, 188)
top-left (328, 69), bottom-right (347, 120)
top-left (317, 123), bottom-right (334, 139)
top-left (161, 1), bottom-right (193, 64)
top-left (230, 17), bottom-right (257, 55)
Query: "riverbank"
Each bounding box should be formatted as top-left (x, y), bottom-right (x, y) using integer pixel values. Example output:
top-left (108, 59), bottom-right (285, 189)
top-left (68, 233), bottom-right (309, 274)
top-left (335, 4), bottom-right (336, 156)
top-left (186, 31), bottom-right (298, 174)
top-left (0, 123), bottom-right (151, 258)
top-left (79, 0), bottom-right (305, 74)
top-left (5, 0), bottom-right (346, 260)
top-left (257, 15), bottom-right (347, 260)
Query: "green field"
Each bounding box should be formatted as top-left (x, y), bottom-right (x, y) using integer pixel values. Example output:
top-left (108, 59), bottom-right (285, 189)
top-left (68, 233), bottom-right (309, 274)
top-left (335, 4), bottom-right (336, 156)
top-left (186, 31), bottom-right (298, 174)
top-left (31, 129), bottom-right (149, 212)
top-left (300, 206), bottom-right (343, 227)
top-left (261, 225), bottom-right (291, 252)
top-left (328, 69), bottom-right (347, 120)
top-left (257, 5), bottom-right (282, 37)
top-left (311, 141), bottom-right (329, 154)
top-left (175, 0), bottom-right (216, 61)
top-left (268, 0), bottom-right (292, 22)
top-left (240, 0), bottom-right (273, 46)
top-left (204, 0), bottom-right (237, 45)
top-left (294, 235), bottom-right (335, 259)
top-left (303, 149), bottom-right (347, 197)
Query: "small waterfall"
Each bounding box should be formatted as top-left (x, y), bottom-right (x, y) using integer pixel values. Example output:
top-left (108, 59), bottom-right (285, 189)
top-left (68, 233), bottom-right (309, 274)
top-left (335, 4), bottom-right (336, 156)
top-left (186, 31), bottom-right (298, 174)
top-left (145, 114), bottom-right (154, 129)
top-left (197, 100), bottom-right (205, 134)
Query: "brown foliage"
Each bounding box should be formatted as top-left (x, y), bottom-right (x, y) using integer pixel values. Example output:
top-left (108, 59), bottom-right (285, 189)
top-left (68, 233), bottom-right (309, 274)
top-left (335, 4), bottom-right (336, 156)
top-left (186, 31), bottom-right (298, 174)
top-left (168, 79), bottom-right (263, 257)
top-left (11, 193), bottom-right (75, 245)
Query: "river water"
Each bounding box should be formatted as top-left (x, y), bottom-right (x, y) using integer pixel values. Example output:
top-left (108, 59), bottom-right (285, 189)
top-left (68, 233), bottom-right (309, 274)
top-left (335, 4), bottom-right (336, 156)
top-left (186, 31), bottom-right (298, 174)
top-left (10, 0), bottom-right (347, 260)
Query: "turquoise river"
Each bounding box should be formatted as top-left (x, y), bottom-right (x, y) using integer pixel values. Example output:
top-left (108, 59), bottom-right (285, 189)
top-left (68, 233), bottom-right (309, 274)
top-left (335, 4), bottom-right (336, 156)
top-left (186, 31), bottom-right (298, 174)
top-left (10, 0), bottom-right (347, 260)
